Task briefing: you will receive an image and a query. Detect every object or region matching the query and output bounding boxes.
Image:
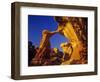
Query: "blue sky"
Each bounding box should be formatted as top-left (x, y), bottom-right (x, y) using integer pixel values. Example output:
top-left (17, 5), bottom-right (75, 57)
top-left (28, 15), bottom-right (68, 51)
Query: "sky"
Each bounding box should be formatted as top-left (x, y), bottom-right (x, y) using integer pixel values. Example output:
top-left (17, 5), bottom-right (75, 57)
top-left (28, 15), bottom-right (69, 51)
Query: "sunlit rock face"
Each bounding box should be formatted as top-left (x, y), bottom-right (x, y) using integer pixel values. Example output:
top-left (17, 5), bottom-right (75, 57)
top-left (55, 17), bottom-right (87, 64)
